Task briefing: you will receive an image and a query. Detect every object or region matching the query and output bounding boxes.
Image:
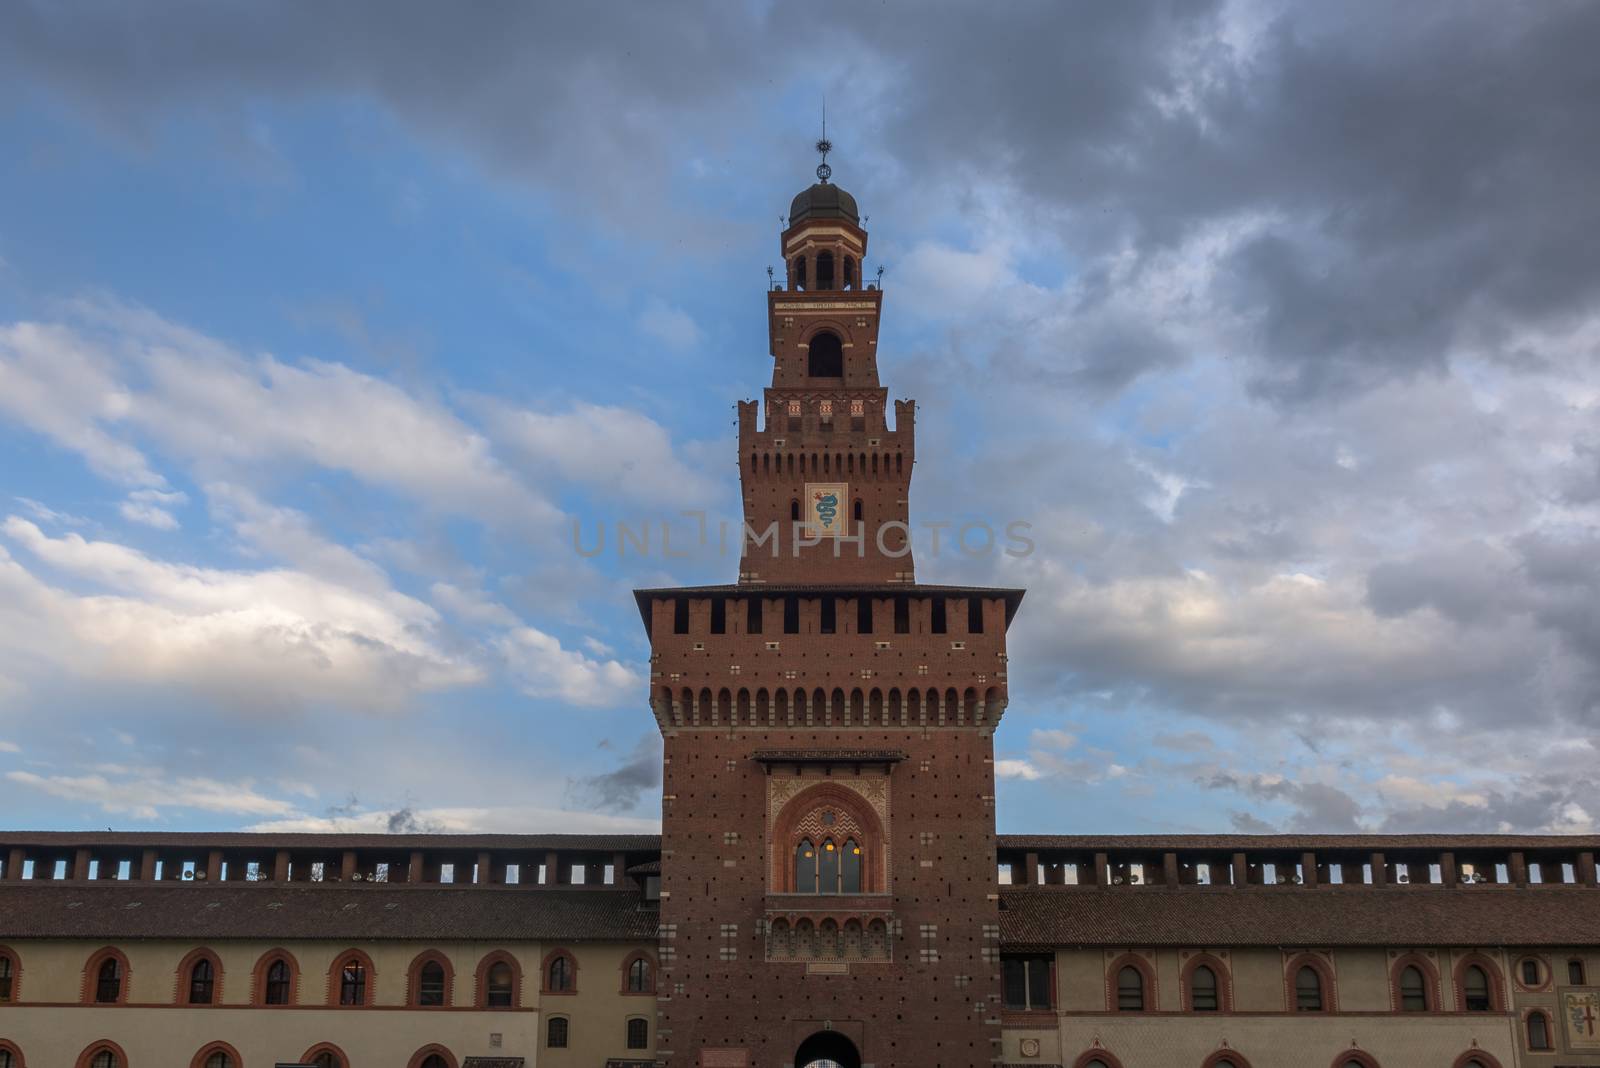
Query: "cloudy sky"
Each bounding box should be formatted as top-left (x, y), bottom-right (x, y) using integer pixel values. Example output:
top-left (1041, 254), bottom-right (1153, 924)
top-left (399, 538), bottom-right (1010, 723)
top-left (1, 0), bottom-right (1597, 837)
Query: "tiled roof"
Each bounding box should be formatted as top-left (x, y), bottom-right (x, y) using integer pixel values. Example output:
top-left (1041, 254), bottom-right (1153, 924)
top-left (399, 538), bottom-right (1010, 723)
top-left (996, 833), bottom-right (1600, 852)
top-left (998, 885), bottom-right (1600, 947)
top-left (0, 831), bottom-right (662, 851)
top-left (0, 884), bottom-right (659, 942)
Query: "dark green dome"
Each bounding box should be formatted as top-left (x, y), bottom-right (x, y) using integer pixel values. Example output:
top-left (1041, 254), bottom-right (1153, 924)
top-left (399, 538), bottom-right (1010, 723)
top-left (789, 182), bottom-right (859, 226)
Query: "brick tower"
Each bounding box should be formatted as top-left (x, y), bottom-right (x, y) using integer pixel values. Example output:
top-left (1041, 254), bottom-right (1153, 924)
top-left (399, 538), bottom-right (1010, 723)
top-left (636, 147), bottom-right (1024, 1068)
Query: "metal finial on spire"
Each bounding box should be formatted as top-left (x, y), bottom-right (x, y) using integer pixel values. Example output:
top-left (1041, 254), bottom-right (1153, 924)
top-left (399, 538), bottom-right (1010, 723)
top-left (815, 97), bottom-right (832, 183)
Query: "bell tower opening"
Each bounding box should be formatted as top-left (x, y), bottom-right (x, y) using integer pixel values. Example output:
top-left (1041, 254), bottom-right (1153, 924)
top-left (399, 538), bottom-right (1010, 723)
top-left (794, 1030), bottom-right (860, 1068)
top-left (815, 250), bottom-right (836, 290)
top-left (808, 331), bottom-right (844, 378)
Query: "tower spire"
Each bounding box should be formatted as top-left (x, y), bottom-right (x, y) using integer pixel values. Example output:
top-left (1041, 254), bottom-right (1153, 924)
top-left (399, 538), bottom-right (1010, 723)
top-left (815, 97), bottom-right (832, 184)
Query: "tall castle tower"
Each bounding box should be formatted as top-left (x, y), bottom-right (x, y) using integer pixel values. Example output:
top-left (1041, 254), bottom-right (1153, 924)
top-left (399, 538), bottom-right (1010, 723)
top-left (636, 144), bottom-right (1024, 1068)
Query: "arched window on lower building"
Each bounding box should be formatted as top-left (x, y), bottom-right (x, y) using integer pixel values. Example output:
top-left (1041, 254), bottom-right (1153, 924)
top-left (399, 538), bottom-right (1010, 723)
top-left (0, 951), bottom-right (15, 1002)
top-left (1528, 1010), bottom-right (1553, 1050)
top-left (1190, 966), bottom-right (1220, 1011)
top-left (305, 1048), bottom-right (346, 1068)
top-left (547, 1017), bottom-right (569, 1048)
top-left (626, 956), bottom-right (653, 993)
top-left (1295, 965), bottom-right (1324, 1011)
top-left (89, 1051), bottom-right (119, 1068)
top-left (485, 961), bottom-right (514, 1007)
top-left (417, 960), bottom-right (447, 1006)
top-left (418, 1056), bottom-right (450, 1068)
top-left (201, 1050), bottom-right (233, 1068)
top-left (1116, 965), bottom-right (1145, 1011)
top-left (627, 1017), bottom-right (649, 1049)
top-left (337, 957), bottom-right (367, 1006)
top-left (264, 958), bottom-right (292, 1005)
top-left (545, 952), bottom-right (575, 994)
top-left (0, 1042), bottom-right (21, 1068)
top-left (94, 957), bottom-right (123, 1004)
top-left (188, 958), bottom-right (216, 1005)
top-left (841, 839), bottom-right (862, 893)
top-left (1399, 965), bottom-right (1430, 1011)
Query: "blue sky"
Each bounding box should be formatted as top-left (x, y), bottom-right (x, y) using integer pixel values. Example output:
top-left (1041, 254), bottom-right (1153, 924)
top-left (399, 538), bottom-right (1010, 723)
top-left (2, 1), bottom-right (1598, 837)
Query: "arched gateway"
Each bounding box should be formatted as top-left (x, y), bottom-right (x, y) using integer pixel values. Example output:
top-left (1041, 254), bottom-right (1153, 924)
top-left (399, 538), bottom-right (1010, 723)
top-left (794, 1030), bottom-right (861, 1068)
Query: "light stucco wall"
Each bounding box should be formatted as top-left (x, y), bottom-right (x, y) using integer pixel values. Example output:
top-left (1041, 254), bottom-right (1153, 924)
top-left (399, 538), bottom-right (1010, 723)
top-left (0, 937), bottom-right (657, 1067)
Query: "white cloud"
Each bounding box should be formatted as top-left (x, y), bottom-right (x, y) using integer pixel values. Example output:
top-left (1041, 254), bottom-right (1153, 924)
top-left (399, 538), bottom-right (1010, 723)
top-left (0, 516), bottom-right (481, 710)
top-left (7, 768), bottom-right (299, 820)
top-left (995, 758), bottom-right (1043, 780)
top-left (119, 488), bottom-right (187, 530)
top-left (246, 803), bottom-right (658, 835)
top-left (430, 581), bottom-right (519, 628)
top-left (0, 320), bottom-right (164, 486)
top-left (498, 625), bottom-right (640, 707)
top-left (638, 297), bottom-right (704, 351)
top-left (487, 400), bottom-right (723, 509)
top-left (3, 301), bottom-right (558, 528)
top-left (0, 740), bottom-right (19, 753)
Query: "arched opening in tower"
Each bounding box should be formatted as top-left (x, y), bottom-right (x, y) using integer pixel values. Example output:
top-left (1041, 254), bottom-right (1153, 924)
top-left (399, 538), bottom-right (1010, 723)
top-left (808, 331), bottom-right (844, 378)
top-left (815, 250), bottom-right (836, 290)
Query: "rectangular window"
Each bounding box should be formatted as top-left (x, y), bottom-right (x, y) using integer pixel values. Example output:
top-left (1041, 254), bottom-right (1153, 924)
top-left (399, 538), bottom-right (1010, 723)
top-left (894, 595), bottom-right (910, 634)
top-left (968, 597), bottom-right (984, 633)
top-left (747, 598), bottom-right (763, 634)
top-left (783, 596), bottom-right (799, 634)
top-left (931, 597), bottom-right (947, 634)
top-left (820, 596), bottom-right (836, 634)
top-left (1002, 955), bottom-right (1053, 1011)
top-left (1571, 959), bottom-right (1586, 984)
top-left (857, 597), bottom-right (873, 634)
top-left (710, 598), bottom-right (726, 635)
top-left (673, 598), bottom-right (689, 635)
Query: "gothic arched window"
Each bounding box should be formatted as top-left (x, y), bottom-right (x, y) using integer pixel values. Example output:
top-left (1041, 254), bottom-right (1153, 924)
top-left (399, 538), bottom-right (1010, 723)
top-left (1399, 965), bottom-right (1428, 1011)
top-left (265, 958), bottom-right (292, 1005)
top-left (188, 957), bottom-right (216, 1004)
top-left (793, 256), bottom-right (807, 291)
top-left (627, 957), bottom-right (652, 993)
top-left (1463, 965), bottom-right (1492, 1011)
top-left (95, 957), bottom-right (122, 1003)
top-left (819, 839), bottom-right (840, 891)
top-left (795, 840), bottom-right (818, 893)
top-left (337, 958), bottom-right (366, 1006)
top-left (841, 839), bottom-right (862, 894)
top-left (1117, 965), bottom-right (1144, 1010)
top-left (1529, 1009), bottom-right (1553, 1049)
top-left (1190, 965), bottom-right (1219, 1011)
top-left (486, 961), bottom-right (514, 1007)
top-left (417, 960), bottom-right (446, 1006)
top-left (1295, 965), bottom-right (1323, 1011)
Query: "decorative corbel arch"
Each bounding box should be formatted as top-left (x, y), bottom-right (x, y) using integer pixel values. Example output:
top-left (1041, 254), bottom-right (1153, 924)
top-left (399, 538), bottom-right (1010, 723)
top-left (174, 947), bottom-right (225, 1005)
top-left (74, 1041), bottom-right (130, 1068)
top-left (620, 949), bottom-right (657, 994)
top-left (299, 1042), bottom-right (350, 1068)
top-left (249, 947), bottom-right (300, 1006)
top-left (324, 947), bottom-right (378, 1007)
top-left (1389, 951), bottom-right (1441, 1012)
top-left (406, 948), bottom-right (455, 1008)
top-left (407, 1045), bottom-right (460, 1068)
top-left (1283, 951), bottom-right (1338, 1012)
top-left (190, 1040), bottom-right (244, 1068)
top-left (1180, 951), bottom-right (1234, 1012)
top-left (1104, 951), bottom-right (1158, 1012)
top-left (540, 947), bottom-right (577, 995)
top-left (476, 950), bottom-right (524, 1008)
top-left (1452, 952), bottom-right (1506, 1012)
top-left (1071, 1049), bottom-right (1125, 1068)
top-left (1451, 1051), bottom-right (1503, 1068)
top-left (770, 781), bottom-right (886, 893)
top-left (79, 947), bottom-right (131, 1006)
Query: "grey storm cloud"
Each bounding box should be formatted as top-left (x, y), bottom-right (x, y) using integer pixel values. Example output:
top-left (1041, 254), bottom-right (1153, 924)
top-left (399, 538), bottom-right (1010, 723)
top-left (565, 735), bottom-right (662, 816)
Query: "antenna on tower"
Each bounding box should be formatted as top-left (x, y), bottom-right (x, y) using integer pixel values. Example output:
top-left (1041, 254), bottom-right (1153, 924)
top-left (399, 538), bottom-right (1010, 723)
top-left (815, 96), bottom-right (833, 184)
